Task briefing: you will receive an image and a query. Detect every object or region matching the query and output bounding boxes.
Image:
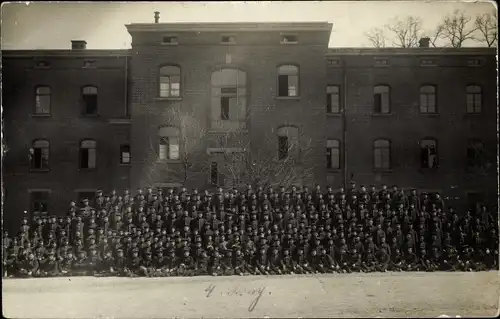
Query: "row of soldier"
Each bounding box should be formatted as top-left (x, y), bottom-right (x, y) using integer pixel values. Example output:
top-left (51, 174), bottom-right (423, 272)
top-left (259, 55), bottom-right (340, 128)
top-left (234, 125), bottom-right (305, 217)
top-left (3, 184), bottom-right (498, 277)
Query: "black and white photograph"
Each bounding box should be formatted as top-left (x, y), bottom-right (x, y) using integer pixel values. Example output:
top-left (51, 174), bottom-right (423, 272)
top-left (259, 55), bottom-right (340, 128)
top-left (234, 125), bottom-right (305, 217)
top-left (1, 1), bottom-right (498, 318)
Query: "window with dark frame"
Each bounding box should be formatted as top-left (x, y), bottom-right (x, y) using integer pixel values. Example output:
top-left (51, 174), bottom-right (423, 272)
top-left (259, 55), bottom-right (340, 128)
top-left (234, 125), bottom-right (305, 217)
top-left (35, 86), bottom-right (51, 114)
top-left (211, 69), bottom-right (247, 128)
top-left (158, 127), bottom-right (180, 161)
top-left (326, 85), bottom-right (340, 114)
top-left (120, 144), bottom-right (131, 164)
top-left (31, 191), bottom-right (49, 214)
top-left (466, 139), bottom-right (485, 168)
top-left (277, 65), bottom-right (299, 97)
top-left (373, 85), bottom-right (390, 114)
top-left (278, 136), bottom-right (289, 160)
top-left (210, 162), bottom-right (219, 185)
top-left (420, 85), bottom-right (437, 113)
top-left (80, 140), bottom-right (97, 169)
top-left (220, 87), bottom-right (237, 121)
top-left (30, 140), bottom-right (50, 170)
top-left (374, 139), bottom-right (390, 169)
top-left (162, 36), bottom-right (178, 44)
top-left (221, 36), bottom-right (236, 44)
top-left (326, 139), bottom-right (340, 169)
top-left (159, 65), bottom-right (181, 98)
top-left (420, 139), bottom-right (438, 169)
top-left (281, 35), bottom-right (298, 44)
top-left (466, 85), bottom-right (482, 114)
top-left (82, 86), bottom-right (98, 115)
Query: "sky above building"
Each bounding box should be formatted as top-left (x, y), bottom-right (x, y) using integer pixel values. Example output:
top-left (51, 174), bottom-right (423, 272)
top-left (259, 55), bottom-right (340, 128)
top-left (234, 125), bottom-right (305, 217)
top-left (0, 1), bottom-right (496, 50)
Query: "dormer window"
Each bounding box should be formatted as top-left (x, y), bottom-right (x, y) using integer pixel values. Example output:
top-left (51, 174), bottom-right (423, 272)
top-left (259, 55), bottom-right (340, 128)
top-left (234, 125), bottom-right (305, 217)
top-left (420, 58), bottom-right (436, 66)
top-left (328, 59), bottom-right (341, 67)
top-left (467, 58), bottom-right (483, 67)
top-left (35, 61), bottom-right (50, 69)
top-left (374, 58), bottom-right (389, 67)
top-left (221, 35), bottom-right (236, 44)
top-left (162, 36), bottom-right (178, 45)
top-left (281, 35), bottom-right (298, 44)
top-left (83, 60), bottom-right (96, 68)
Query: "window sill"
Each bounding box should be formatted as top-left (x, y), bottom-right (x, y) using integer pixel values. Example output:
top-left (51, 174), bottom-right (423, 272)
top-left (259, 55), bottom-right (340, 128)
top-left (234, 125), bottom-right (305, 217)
top-left (31, 114), bottom-right (51, 118)
top-left (155, 97), bottom-right (182, 101)
top-left (276, 96), bottom-right (300, 100)
top-left (119, 163), bottom-right (132, 167)
top-left (78, 168), bottom-right (97, 172)
top-left (326, 113), bottom-right (342, 117)
top-left (419, 113), bottom-right (440, 117)
top-left (371, 113), bottom-right (393, 117)
top-left (464, 113), bottom-right (483, 116)
top-left (418, 168), bottom-right (439, 173)
top-left (161, 42), bottom-right (179, 46)
top-left (156, 159), bottom-right (181, 164)
top-left (207, 128), bottom-right (248, 134)
top-left (30, 168), bottom-right (50, 173)
top-left (374, 169), bottom-right (393, 173)
top-left (327, 169), bottom-right (342, 173)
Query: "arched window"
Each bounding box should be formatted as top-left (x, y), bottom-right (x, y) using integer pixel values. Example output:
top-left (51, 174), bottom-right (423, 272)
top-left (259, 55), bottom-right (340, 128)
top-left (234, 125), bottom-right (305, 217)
top-left (466, 85), bottom-right (482, 114)
top-left (466, 139), bottom-right (484, 168)
top-left (211, 68), bottom-right (247, 129)
top-left (80, 140), bottom-right (97, 169)
top-left (159, 65), bottom-right (181, 97)
top-left (30, 139), bottom-right (50, 170)
top-left (276, 126), bottom-right (299, 160)
top-left (277, 65), bottom-right (299, 97)
top-left (374, 139), bottom-right (390, 169)
top-left (158, 126), bottom-right (180, 160)
top-left (373, 85), bottom-right (390, 114)
top-left (420, 139), bottom-right (438, 169)
top-left (35, 86), bottom-right (51, 115)
top-left (326, 139), bottom-right (340, 169)
top-left (82, 86), bottom-right (98, 115)
top-left (420, 85), bottom-right (437, 113)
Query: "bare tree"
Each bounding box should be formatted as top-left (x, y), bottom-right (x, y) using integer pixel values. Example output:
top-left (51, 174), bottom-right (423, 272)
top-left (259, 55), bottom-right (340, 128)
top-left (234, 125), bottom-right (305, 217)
top-left (365, 27), bottom-right (387, 48)
top-left (146, 107), bottom-right (208, 186)
top-left (475, 11), bottom-right (498, 47)
top-left (438, 10), bottom-right (478, 48)
top-left (218, 124), bottom-right (314, 189)
top-left (366, 15), bottom-right (441, 48)
top-left (385, 15), bottom-right (424, 48)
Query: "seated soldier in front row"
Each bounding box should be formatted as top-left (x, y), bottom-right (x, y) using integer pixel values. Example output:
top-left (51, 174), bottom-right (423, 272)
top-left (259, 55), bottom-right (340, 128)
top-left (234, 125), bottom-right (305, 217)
top-left (16, 252), bottom-right (40, 278)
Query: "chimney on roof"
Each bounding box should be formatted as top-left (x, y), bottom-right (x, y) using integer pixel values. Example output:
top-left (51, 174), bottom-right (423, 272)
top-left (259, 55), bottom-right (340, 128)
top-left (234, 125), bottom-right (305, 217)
top-left (71, 40), bottom-right (87, 50)
top-left (419, 37), bottom-right (430, 48)
top-left (154, 11), bottom-right (160, 24)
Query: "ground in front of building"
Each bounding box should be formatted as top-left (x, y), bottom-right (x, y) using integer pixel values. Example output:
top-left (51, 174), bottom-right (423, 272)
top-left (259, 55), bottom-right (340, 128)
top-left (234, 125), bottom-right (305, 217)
top-left (2, 271), bottom-right (498, 318)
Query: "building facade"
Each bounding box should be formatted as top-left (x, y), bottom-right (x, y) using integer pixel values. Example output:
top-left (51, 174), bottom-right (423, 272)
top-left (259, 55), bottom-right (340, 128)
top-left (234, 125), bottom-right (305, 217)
top-left (2, 20), bottom-right (497, 231)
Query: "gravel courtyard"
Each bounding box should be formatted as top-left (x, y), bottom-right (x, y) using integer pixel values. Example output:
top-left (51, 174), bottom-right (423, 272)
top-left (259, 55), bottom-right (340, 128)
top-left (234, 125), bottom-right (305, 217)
top-left (3, 271), bottom-right (499, 318)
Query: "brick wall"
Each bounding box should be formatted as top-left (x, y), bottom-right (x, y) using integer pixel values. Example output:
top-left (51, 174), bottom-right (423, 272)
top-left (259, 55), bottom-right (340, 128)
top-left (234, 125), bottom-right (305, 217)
top-left (3, 54), bottom-right (131, 230)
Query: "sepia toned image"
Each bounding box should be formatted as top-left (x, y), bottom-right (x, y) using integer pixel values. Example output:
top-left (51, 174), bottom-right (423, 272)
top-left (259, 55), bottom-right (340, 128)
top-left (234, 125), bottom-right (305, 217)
top-left (1, 1), bottom-right (498, 318)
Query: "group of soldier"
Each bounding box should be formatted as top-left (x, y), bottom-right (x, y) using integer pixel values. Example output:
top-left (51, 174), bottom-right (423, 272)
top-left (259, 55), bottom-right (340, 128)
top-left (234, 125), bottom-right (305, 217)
top-left (3, 183), bottom-right (498, 278)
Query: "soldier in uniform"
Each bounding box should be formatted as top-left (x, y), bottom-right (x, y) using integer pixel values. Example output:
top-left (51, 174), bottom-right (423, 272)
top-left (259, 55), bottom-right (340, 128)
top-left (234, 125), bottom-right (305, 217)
top-left (17, 252), bottom-right (40, 278)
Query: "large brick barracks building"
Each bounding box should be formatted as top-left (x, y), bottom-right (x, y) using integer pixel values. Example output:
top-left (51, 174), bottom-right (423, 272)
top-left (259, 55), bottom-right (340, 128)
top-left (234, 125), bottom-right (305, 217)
top-left (2, 16), bottom-right (497, 231)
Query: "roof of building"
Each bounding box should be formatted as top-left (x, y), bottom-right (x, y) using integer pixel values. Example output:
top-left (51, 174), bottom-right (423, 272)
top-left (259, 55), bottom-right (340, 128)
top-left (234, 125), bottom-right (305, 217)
top-left (125, 22), bottom-right (333, 33)
top-left (1, 50), bottom-right (131, 57)
top-left (326, 47), bottom-right (497, 56)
